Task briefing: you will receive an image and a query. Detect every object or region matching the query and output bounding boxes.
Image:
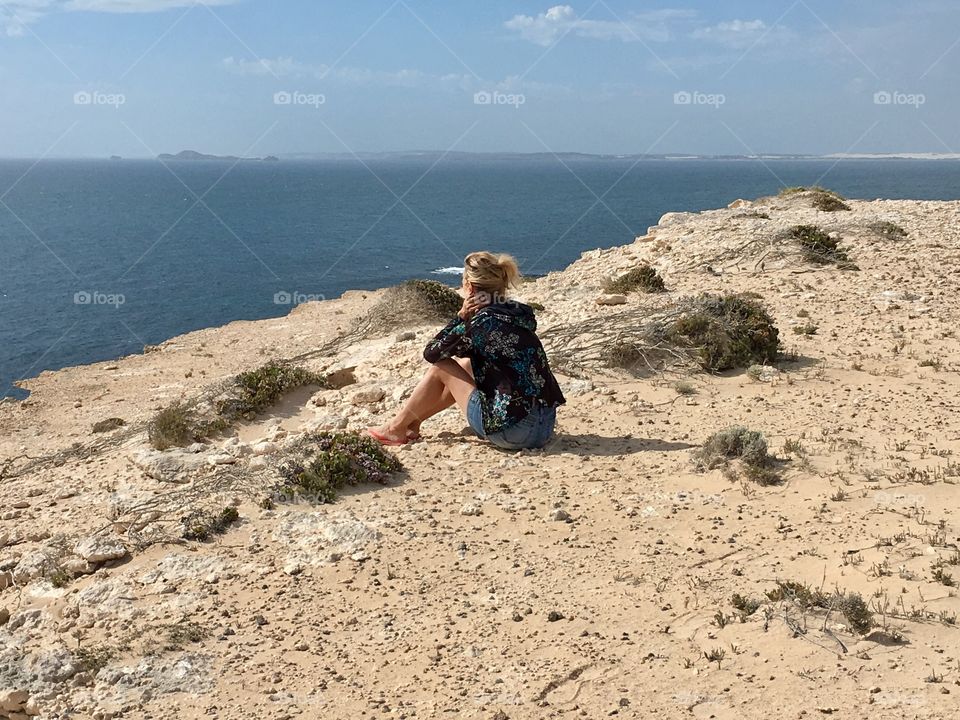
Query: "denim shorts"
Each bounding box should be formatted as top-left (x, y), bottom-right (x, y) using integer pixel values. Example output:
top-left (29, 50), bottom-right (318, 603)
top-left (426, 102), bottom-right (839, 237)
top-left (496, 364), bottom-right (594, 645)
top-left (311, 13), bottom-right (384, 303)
top-left (467, 390), bottom-right (556, 450)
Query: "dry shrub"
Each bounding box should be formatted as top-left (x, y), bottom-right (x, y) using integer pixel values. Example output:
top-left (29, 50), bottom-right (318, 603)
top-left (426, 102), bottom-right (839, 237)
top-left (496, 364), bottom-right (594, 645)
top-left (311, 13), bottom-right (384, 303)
top-left (356, 279), bottom-right (462, 337)
top-left (147, 402), bottom-right (197, 450)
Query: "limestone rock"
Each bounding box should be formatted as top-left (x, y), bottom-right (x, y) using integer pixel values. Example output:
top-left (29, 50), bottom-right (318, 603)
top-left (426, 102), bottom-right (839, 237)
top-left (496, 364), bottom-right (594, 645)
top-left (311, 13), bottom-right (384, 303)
top-left (596, 294), bottom-right (627, 306)
top-left (74, 536), bottom-right (128, 564)
top-left (350, 387), bottom-right (386, 405)
top-left (129, 449), bottom-right (206, 483)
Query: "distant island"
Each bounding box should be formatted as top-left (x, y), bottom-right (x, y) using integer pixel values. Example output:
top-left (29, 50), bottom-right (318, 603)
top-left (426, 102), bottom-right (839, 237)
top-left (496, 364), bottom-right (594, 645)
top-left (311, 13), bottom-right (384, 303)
top-left (157, 150), bottom-right (279, 162)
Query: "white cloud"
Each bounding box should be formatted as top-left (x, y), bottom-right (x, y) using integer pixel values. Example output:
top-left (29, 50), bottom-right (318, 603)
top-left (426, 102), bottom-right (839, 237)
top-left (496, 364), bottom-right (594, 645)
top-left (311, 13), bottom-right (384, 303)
top-left (2, 0), bottom-right (239, 36)
top-left (691, 19), bottom-right (791, 49)
top-left (504, 5), bottom-right (695, 46)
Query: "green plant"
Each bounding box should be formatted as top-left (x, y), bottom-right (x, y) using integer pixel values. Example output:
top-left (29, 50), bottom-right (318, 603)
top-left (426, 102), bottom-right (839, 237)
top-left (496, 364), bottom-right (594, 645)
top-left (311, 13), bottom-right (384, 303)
top-left (92, 417), bottom-right (126, 433)
top-left (216, 361), bottom-right (325, 421)
top-left (932, 561), bottom-right (955, 587)
top-left (766, 580), bottom-right (829, 609)
top-left (75, 644), bottom-right (116, 673)
top-left (277, 431), bottom-right (403, 504)
top-left (703, 647), bottom-right (726, 668)
top-left (694, 426), bottom-right (775, 480)
top-left (731, 593), bottom-right (762, 619)
top-left (835, 592), bottom-right (874, 634)
top-left (782, 438), bottom-right (805, 456)
top-left (401, 279), bottom-right (463, 317)
top-left (918, 358), bottom-right (942, 371)
top-left (181, 506), bottom-right (240, 541)
top-left (810, 189), bottom-right (851, 212)
top-left (147, 402), bottom-right (198, 450)
top-left (666, 293), bottom-right (780, 372)
top-left (164, 620), bottom-right (208, 649)
top-left (674, 380), bottom-right (696, 395)
top-left (787, 225), bottom-right (850, 265)
top-left (603, 265), bottom-right (666, 294)
top-left (779, 186), bottom-right (850, 211)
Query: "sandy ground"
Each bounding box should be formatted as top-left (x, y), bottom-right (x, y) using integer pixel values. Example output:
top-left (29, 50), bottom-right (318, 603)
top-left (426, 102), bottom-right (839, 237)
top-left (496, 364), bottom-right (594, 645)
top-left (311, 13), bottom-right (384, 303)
top-left (1, 192), bottom-right (959, 719)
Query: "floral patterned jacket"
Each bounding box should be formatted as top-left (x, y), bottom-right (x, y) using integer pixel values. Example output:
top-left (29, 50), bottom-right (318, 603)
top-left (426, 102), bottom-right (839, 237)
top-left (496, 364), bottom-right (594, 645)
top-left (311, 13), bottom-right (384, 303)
top-left (423, 301), bottom-right (565, 434)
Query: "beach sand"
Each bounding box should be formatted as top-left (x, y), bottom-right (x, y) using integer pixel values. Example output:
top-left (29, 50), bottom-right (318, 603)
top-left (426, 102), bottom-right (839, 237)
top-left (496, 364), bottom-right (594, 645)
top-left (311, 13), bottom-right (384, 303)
top-left (1, 191), bottom-right (959, 719)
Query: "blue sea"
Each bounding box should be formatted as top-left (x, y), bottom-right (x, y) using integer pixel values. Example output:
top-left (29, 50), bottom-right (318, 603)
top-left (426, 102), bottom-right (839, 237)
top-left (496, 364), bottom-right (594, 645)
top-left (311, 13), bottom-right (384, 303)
top-left (2, 156), bottom-right (959, 398)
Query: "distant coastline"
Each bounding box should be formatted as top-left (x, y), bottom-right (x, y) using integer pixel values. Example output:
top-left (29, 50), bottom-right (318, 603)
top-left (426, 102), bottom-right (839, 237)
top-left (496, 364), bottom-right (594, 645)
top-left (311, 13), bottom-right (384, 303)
top-left (156, 150), bottom-right (279, 162)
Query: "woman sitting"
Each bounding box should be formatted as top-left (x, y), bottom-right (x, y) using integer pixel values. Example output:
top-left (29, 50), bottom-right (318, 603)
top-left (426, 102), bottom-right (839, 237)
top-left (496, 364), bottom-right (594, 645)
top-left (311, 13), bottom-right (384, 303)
top-left (369, 252), bottom-right (565, 449)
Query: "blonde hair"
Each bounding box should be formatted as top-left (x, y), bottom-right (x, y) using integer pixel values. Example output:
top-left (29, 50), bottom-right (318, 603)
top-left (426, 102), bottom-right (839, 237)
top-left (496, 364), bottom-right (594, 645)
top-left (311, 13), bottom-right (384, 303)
top-left (463, 251), bottom-right (521, 298)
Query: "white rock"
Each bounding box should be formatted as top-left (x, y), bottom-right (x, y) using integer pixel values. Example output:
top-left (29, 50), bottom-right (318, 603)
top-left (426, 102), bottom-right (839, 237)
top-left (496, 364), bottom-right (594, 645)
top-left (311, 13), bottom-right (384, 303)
top-left (350, 387), bottom-right (386, 405)
top-left (74, 536), bottom-right (128, 564)
top-left (208, 454), bottom-right (237, 466)
top-left (248, 456), bottom-right (270, 471)
top-left (596, 294), bottom-right (627, 306)
top-left (129, 449), bottom-right (205, 483)
top-left (460, 503), bottom-right (482, 517)
top-left (251, 441), bottom-right (279, 456)
top-left (283, 561), bottom-right (303, 576)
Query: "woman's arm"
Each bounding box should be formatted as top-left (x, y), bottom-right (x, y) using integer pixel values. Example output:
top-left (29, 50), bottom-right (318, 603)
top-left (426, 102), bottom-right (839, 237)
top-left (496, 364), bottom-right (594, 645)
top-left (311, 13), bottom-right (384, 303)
top-left (423, 317), bottom-right (472, 363)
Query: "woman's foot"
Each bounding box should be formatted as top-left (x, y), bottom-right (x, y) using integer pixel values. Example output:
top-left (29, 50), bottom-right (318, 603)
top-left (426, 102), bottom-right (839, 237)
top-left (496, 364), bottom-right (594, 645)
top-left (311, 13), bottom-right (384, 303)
top-left (367, 427), bottom-right (410, 446)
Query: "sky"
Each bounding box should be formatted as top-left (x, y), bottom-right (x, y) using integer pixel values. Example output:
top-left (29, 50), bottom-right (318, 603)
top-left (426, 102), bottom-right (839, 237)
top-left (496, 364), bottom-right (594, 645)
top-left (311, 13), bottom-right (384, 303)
top-left (0, 0), bottom-right (958, 157)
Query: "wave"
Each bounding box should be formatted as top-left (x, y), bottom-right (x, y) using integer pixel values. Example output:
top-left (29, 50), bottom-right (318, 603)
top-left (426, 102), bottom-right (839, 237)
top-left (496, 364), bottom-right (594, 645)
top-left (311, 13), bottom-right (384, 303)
top-left (431, 266), bottom-right (463, 275)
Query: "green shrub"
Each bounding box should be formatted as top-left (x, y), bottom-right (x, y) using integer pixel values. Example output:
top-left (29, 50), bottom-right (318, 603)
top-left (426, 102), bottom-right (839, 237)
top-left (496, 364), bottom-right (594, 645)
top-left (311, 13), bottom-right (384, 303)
top-left (277, 431), bottom-right (403, 504)
top-left (731, 593), bottom-right (762, 618)
top-left (787, 225), bottom-right (850, 265)
top-left (793, 321), bottom-right (819, 336)
top-left (810, 189), bottom-right (851, 212)
top-left (603, 265), bottom-right (666, 294)
top-left (766, 582), bottom-right (875, 634)
top-left (835, 592), bottom-right (874, 634)
top-left (666, 293), bottom-right (780, 371)
top-left (148, 402), bottom-right (198, 450)
top-left (694, 425), bottom-right (772, 471)
top-left (216, 361), bottom-right (325, 421)
top-left (181, 506), bottom-right (240, 541)
top-left (779, 186), bottom-right (849, 210)
top-left (399, 279), bottom-right (463, 318)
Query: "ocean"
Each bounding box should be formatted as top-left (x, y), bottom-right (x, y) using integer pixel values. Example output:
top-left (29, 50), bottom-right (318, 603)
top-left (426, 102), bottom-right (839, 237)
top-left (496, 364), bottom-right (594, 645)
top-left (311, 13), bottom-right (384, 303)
top-left (2, 156), bottom-right (959, 398)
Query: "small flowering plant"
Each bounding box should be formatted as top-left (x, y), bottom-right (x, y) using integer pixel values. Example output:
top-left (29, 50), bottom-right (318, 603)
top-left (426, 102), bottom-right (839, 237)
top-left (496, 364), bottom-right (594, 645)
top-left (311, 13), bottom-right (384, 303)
top-left (275, 431), bottom-right (403, 504)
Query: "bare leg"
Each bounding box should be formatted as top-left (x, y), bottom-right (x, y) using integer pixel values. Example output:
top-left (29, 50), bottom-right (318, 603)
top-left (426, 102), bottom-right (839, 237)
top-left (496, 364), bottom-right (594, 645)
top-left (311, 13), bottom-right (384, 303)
top-left (373, 358), bottom-right (475, 441)
top-left (408, 358), bottom-right (472, 436)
